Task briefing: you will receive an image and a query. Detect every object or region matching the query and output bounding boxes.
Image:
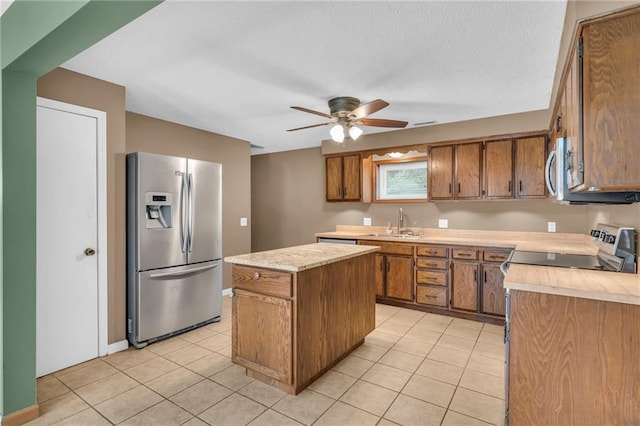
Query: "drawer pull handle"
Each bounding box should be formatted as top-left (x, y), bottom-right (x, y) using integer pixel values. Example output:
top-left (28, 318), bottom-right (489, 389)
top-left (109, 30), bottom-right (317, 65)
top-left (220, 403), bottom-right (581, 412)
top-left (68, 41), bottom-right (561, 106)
top-left (253, 272), bottom-right (260, 280)
top-left (426, 276), bottom-right (438, 281)
top-left (425, 295), bottom-right (438, 299)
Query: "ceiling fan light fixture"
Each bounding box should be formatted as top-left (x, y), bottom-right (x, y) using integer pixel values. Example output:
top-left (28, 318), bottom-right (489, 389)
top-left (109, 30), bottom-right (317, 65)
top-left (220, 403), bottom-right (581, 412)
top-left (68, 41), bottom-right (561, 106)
top-left (349, 125), bottom-right (363, 140)
top-left (330, 124), bottom-right (345, 143)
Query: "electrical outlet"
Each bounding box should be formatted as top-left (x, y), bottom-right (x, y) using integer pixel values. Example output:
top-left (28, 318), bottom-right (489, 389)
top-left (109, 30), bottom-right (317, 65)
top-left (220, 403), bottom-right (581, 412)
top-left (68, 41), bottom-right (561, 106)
top-left (363, 217), bottom-right (372, 226)
top-left (547, 221), bottom-right (556, 233)
top-left (240, 217), bottom-right (248, 227)
top-left (438, 219), bottom-right (448, 229)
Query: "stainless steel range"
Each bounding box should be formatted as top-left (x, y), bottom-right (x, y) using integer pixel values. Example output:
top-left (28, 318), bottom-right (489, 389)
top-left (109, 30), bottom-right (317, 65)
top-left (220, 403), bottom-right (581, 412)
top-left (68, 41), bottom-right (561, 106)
top-left (505, 223), bottom-right (637, 274)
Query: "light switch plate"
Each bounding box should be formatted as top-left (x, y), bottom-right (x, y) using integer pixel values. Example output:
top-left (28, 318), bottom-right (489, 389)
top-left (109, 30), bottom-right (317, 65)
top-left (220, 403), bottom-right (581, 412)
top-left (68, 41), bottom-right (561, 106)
top-left (240, 217), bottom-right (248, 227)
top-left (363, 217), bottom-right (372, 226)
top-left (547, 221), bottom-right (556, 233)
top-left (438, 219), bottom-right (448, 229)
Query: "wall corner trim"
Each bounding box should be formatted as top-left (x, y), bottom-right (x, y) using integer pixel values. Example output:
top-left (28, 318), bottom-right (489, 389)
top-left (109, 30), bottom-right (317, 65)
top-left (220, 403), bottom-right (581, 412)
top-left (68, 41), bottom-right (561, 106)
top-left (1, 403), bottom-right (39, 426)
top-left (106, 340), bottom-right (129, 355)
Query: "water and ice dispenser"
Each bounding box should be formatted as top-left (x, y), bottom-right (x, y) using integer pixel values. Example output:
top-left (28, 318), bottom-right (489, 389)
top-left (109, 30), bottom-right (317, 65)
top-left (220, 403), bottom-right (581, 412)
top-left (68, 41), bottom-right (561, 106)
top-left (145, 192), bottom-right (172, 228)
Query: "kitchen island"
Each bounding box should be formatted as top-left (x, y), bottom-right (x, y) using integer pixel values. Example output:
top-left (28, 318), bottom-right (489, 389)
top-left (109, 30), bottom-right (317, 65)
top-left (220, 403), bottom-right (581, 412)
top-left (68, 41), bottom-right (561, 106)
top-left (224, 243), bottom-right (379, 394)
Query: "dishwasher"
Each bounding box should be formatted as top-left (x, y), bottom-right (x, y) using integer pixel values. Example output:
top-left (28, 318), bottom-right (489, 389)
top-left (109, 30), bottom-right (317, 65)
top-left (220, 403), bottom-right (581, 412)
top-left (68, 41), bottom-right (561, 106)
top-left (317, 237), bottom-right (357, 245)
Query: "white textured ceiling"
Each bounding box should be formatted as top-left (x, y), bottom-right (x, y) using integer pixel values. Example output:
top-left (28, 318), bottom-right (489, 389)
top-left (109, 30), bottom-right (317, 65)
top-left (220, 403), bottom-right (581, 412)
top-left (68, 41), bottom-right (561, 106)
top-left (63, 0), bottom-right (567, 154)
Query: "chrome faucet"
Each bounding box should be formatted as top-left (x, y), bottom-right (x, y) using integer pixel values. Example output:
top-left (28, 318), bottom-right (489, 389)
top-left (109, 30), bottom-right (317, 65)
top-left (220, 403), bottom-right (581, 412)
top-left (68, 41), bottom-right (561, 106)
top-left (398, 208), bottom-right (404, 234)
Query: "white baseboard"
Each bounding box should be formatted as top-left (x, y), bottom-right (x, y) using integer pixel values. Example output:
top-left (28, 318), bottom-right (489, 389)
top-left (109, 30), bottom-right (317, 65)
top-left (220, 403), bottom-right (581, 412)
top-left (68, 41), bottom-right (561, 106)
top-left (222, 288), bottom-right (233, 297)
top-left (107, 340), bottom-right (129, 354)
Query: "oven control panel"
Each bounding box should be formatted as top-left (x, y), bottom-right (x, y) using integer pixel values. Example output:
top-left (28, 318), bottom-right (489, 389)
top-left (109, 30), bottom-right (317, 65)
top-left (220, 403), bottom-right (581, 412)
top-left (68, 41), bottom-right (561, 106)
top-left (590, 223), bottom-right (636, 257)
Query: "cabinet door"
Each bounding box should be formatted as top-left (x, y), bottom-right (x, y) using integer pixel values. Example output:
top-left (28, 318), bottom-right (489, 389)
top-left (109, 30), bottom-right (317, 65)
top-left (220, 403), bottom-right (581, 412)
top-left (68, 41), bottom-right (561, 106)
top-left (485, 140), bottom-right (513, 199)
top-left (374, 253), bottom-right (385, 297)
top-left (385, 255), bottom-right (414, 301)
top-left (429, 145), bottom-right (454, 200)
top-left (565, 50), bottom-right (582, 190)
top-left (515, 136), bottom-right (546, 198)
top-left (232, 289), bottom-right (293, 383)
top-left (326, 157), bottom-right (343, 201)
top-left (456, 143), bottom-right (482, 199)
top-left (342, 154), bottom-right (361, 201)
top-left (451, 261), bottom-right (479, 311)
top-left (481, 264), bottom-right (506, 316)
top-left (580, 12), bottom-right (640, 191)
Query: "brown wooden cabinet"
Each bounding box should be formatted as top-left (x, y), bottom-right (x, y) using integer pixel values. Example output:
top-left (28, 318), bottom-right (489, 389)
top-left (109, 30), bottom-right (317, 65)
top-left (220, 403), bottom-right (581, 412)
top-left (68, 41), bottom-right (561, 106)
top-left (231, 251), bottom-right (376, 395)
top-left (507, 290), bottom-right (640, 424)
top-left (325, 154), bottom-right (363, 202)
top-left (484, 139), bottom-right (514, 199)
top-left (514, 136), bottom-right (547, 198)
top-left (429, 143), bottom-right (482, 200)
top-left (450, 248), bottom-right (480, 311)
top-left (480, 249), bottom-right (510, 316)
top-left (234, 288), bottom-right (293, 383)
top-left (415, 245), bottom-right (448, 308)
top-left (232, 266), bottom-right (293, 383)
top-left (552, 8), bottom-right (640, 193)
top-left (428, 145), bottom-right (454, 199)
top-left (455, 143), bottom-right (482, 199)
top-left (360, 241), bottom-right (414, 302)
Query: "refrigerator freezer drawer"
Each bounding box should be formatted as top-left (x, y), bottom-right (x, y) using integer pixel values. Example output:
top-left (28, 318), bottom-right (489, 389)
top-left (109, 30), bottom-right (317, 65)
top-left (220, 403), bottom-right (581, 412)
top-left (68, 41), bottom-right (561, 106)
top-left (134, 260), bottom-right (222, 344)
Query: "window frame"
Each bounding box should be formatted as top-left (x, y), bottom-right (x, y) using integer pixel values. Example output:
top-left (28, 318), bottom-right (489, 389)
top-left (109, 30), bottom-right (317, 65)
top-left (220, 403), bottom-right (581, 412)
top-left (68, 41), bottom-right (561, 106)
top-left (373, 157), bottom-right (428, 203)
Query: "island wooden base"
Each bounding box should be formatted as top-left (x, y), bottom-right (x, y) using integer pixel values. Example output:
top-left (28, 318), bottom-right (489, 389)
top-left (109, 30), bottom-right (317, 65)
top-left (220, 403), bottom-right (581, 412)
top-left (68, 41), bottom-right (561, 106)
top-left (231, 252), bottom-right (375, 395)
top-left (246, 338), bottom-right (364, 395)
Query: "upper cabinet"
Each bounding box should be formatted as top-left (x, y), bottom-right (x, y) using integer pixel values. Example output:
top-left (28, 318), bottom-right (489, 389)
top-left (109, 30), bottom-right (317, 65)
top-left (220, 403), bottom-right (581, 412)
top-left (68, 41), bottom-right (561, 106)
top-left (326, 154), bottom-right (371, 202)
top-left (428, 145), bottom-right (454, 199)
top-left (514, 136), bottom-right (547, 198)
top-left (429, 143), bottom-right (482, 200)
top-left (484, 139), bottom-right (514, 199)
top-left (555, 8), bottom-right (640, 192)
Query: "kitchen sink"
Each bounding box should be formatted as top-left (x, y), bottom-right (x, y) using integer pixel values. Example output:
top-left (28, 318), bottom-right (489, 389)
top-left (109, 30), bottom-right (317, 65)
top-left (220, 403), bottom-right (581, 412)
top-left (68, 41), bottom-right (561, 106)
top-left (371, 233), bottom-right (421, 239)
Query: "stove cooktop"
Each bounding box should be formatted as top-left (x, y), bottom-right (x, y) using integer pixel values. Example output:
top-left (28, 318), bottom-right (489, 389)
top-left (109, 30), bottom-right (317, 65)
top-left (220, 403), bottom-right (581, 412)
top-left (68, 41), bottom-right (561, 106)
top-left (508, 251), bottom-right (607, 271)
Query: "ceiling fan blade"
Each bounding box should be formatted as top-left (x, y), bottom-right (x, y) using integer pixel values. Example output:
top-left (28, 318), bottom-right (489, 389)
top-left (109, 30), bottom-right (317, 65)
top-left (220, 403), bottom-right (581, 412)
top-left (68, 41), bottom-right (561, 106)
top-left (286, 122), bottom-right (332, 132)
top-left (350, 99), bottom-right (389, 119)
top-left (357, 118), bottom-right (409, 128)
top-left (290, 106), bottom-right (333, 119)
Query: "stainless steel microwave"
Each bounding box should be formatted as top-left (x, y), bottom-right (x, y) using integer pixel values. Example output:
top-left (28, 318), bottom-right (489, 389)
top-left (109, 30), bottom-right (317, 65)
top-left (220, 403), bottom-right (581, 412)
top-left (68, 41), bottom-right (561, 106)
top-left (545, 137), bottom-right (640, 204)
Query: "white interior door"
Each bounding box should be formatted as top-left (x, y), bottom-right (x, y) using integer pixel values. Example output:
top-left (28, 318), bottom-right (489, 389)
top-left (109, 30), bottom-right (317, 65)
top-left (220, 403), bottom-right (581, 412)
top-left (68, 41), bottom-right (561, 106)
top-left (36, 98), bottom-right (107, 377)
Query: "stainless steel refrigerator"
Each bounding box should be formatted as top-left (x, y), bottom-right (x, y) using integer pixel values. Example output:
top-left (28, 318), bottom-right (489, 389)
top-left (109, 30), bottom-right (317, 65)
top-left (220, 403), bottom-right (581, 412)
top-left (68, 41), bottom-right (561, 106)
top-left (127, 152), bottom-right (222, 348)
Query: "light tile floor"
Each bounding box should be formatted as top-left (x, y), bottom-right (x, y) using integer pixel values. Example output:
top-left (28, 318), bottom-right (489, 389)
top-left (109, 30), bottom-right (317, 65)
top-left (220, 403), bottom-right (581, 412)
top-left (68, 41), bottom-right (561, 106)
top-left (29, 298), bottom-right (506, 426)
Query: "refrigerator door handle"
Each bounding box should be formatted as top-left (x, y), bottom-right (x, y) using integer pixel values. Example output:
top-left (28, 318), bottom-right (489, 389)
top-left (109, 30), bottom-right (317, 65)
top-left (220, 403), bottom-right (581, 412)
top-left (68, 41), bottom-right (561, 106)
top-left (188, 173), bottom-right (195, 253)
top-left (180, 172), bottom-right (188, 253)
top-left (148, 262), bottom-right (218, 279)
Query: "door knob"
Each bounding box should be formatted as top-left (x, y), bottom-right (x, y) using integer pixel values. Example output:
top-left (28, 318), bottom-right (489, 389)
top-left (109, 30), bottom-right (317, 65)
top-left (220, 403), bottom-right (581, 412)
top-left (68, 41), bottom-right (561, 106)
top-left (84, 248), bottom-right (96, 256)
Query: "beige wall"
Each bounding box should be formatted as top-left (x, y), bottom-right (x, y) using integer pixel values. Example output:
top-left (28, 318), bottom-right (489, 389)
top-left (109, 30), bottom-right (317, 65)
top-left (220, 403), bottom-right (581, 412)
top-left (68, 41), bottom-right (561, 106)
top-left (251, 146), bottom-right (604, 252)
top-left (321, 110), bottom-right (550, 155)
top-left (37, 69), bottom-right (251, 345)
top-left (251, 1), bottom-right (640, 252)
top-left (126, 112), bottom-right (251, 290)
top-left (38, 68), bottom-right (127, 344)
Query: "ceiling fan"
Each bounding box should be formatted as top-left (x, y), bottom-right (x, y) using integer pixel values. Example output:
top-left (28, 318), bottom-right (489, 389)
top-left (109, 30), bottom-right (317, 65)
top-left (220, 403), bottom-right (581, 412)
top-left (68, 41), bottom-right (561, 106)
top-left (287, 97), bottom-right (408, 143)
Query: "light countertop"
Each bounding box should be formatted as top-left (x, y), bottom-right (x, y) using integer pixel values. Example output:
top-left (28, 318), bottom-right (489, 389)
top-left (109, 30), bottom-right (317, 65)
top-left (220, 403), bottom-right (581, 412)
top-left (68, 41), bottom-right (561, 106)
top-left (316, 226), bottom-right (640, 306)
top-left (224, 243), bottom-right (379, 272)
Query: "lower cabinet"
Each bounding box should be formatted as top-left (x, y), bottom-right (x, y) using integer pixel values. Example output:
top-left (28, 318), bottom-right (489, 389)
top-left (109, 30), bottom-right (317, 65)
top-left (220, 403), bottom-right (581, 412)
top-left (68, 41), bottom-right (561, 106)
top-left (363, 240), bottom-right (510, 321)
top-left (233, 289), bottom-right (293, 383)
top-left (451, 261), bottom-right (480, 311)
top-left (361, 241), bottom-right (414, 302)
top-left (481, 264), bottom-right (507, 316)
top-left (415, 245), bottom-right (448, 308)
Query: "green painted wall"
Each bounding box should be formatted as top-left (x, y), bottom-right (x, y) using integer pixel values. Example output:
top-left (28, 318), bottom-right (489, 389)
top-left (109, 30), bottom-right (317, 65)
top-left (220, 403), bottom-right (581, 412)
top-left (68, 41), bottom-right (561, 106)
top-left (0, 0), bottom-right (162, 416)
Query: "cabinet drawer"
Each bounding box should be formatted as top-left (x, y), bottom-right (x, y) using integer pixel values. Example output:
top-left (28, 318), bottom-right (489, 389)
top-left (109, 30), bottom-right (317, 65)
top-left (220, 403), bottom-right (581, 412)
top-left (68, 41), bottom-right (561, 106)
top-left (416, 246), bottom-right (448, 258)
top-left (232, 265), bottom-right (293, 298)
top-left (483, 249), bottom-right (511, 263)
top-left (416, 258), bottom-right (448, 270)
top-left (416, 286), bottom-right (447, 307)
top-left (416, 270), bottom-right (447, 286)
top-left (452, 248), bottom-right (479, 260)
top-left (359, 240), bottom-right (414, 256)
